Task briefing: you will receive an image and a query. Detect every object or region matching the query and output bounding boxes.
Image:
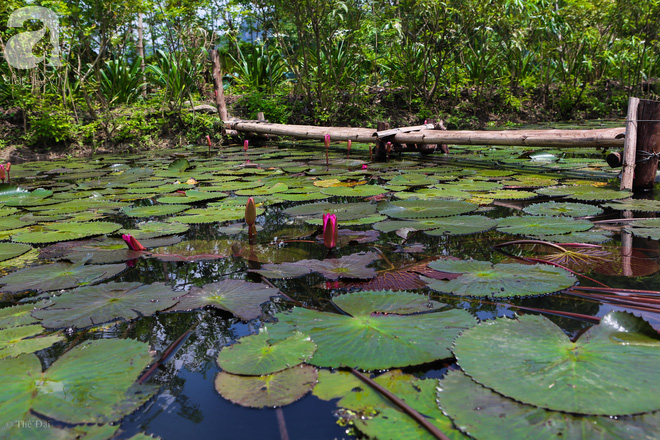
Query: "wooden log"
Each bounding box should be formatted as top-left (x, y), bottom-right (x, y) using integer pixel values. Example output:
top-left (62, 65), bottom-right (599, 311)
top-left (632, 99), bottom-right (660, 191)
top-left (621, 97), bottom-right (639, 190)
top-left (224, 121), bottom-right (626, 149)
top-left (210, 49), bottom-right (229, 122)
top-left (606, 151), bottom-right (624, 168)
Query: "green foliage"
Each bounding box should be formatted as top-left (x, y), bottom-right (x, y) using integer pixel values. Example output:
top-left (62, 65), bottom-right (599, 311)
top-left (99, 58), bottom-right (145, 106)
top-left (228, 41), bottom-right (289, 93)
top-left (235, 92), bottom-right (292, 124)
top-left (28, 99), bottom-right (75, 145)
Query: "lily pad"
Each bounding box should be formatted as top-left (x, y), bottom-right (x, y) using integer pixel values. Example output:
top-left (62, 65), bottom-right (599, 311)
top-left (0, 324), bottom-right (64, 359)
top-left (523, 201), bottom-right (603, 217)
top-left (379, 200), bottom-right (477, 219)
top-left (0, 303), bottom-right (41, 329)
top-left (0, 339), bottom-right (155, 429)
top-left (214, 364), bottom-right (317, 408)
top-left (0, 243), bottom-right (32, 262)
top-left (11, 222), bottom-right (123, 244)
top-left (217, 330), bottom-right (316, 375)
top-left (333, 290), bottom-right (444, 315)
top-left (273, 292), bottom-right (476, 369)
top-left (452, 311), bottom-right (660, 415)
top-left (321, 185), bottom-right (387, 197)
top-left (536, 185), bottom-right (631, 201)
top-left (423, 215), bottom-right (498, 236)
top-left (602, 199), bottom-right (660, 212)
top-left (0, 262), bottom-right (126, 293)
top-left (118, 221), bottom-right (189, 239)
top-left (249, 263), bottom-right (312, 279)
top-left (169, 279), bottom-right (280, 320)
top-left (32, 282), bottom-right (179, 329)
top-left (422, 260), bottom-right (576, 297)
top-left (156, 190), bottom-right (227, 204)
top-left (438, 369), bottom-right (660, 440)
top-left (294, 252), bottom-right (379, 280)
top-left (496, 215), bottom-right (593, 236)
top-left (122, 204), bottom-right (190, 217)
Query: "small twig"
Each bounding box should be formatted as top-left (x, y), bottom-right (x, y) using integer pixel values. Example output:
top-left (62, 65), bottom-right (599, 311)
top-left (276, 408), bottom-right (290, 440)
top-left (138, 322), bottom-right (199, 384)
top-left (349, 368), bottom-right (450, 440)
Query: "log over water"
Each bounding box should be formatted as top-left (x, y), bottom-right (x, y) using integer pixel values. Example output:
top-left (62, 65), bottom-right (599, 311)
top-left (224, 120), bottom-right (626, 149)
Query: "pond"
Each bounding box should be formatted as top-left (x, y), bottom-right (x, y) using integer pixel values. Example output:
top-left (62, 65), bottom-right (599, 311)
top-left (1, 135), bottom-right (660, 440)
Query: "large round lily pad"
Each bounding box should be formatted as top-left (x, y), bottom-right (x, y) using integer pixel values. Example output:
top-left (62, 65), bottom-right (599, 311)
top-left (523, 201), bottom-right (603, 218)
top-left (438, 369), bottom-right (660, 440)
top-left (118, 221), bottom-right (190, 239)
top-left (122, 204), bottom-right (189, 217)
top-left (422, 260), bottom-right (576, 297)
top-left (0, 243), bottom-right (32, 262)
top-left (0, 339), bottom-right (155, 432)
top-left (0, 324), bottom-right (64, 359)
top-left (11, 222), bottom-right (123, 244)
top-left (452, 311), bottom-right (660, 415)
top-left (423, 215), bottom-right (498, 236)
top-left (217, 330), bottom-right (316, 375)
top-left (496, 215), bottom-right (593, 236)
top-left (32, 282), bottom-right (180, 329)
top-left (293, 252), bottom-right (379, 280)
top-left (273, 292), bottom-right (476, 370)
top-left (379, 200), bottom-right (477, 219)
top-left (214, 364), bottom-right (317, 408)
top-left (0, 262), bottom-right (126, 293)
top-left (170, 279), bottom-right (280, 320)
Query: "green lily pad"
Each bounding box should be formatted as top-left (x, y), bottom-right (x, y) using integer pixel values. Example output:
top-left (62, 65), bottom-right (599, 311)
top-left (485, 189), bottom-right (537, 200)
top-left (423, 260), bottom-right (576, 297)
top-left (156, 190), bottom-right (228, 204)
top-left (536, 185), bottom-right (631, 201)
top-left (496, 215), bottom-right (593, 236)
top-left (294, 252), bottom-right (379, 280)
top-left (438, 369), bottom-right (660, 440)
top-left (170, 279), bottom-right (280, 320)
top-left (379, 200), bottom-right (477, 219)
top-left (32, 282), bottom-right (179, 329)
top-left (627, 227), bottom-right (660, 240)
top-left (284, 202), bottom-right (379, 221)
top-left (602, 199), bottom-right (660, 212)
top-left (0, 303), bottom-right (41, 329)
top-left (453, 311), bottom-right (660, 415)
top-left (249, 263), bottom-right (313, 279)
top-left (0, 216), bottom-right (37, 231)
top-left (321, 185), bottom-right (387, 197)
top-left (55, 237), bottom-right (143, 264)
top-left (217, 330), bottom-right (316, 375)
top-left (0, 262), bottom-right (126, 293)
top-left (11, 222), bottom-right (123, 244)
top-left (214, 364), bottom-right (317, 408)
top-left (523, 201), bottom-right (603, 217)
top-left (235, 182), bottom-right (289, 196)
top-left (333, 290), bottom-right (444, 315)
top-left (122, 204), bottom-right (190, 217)
top-left (0, 339), bottom-right (155, 430)
top-left (0, 324), bottom-right (64, 359)
top-left (273, 292), bottom-right (476, 369)
top-left (118, 221), bottom-right (189, 239)
top-left (0, 243), bottom-right (32, 262)
top-left (423, 215), bottom-right (498, 236)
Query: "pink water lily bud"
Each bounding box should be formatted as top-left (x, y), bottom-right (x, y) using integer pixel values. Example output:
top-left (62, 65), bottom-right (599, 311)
top-left (323, 213), bottom-right (338, 250)
top-left (206, 135), bottom-right (212, 147)
top-left (244, 140), bottom-right (249, 151)
top-left (361, 164), bottom-right (368, 170)
top-left (122, 234), bottom-right (146, 251)
top-left (347, 140), bottom-right (352, 159)
top-left (245, 197), bottom-right (256, 226)
top-left (5, 163), bottom-right (10, 172)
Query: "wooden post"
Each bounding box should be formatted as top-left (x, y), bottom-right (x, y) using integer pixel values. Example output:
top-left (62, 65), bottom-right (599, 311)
top-left (620, 97), bottom-right (639, 191)
top-left (210, 49), bottom-right (229, 123)
top-left (257, 112), bottom-right (265, 121)
top-left (375, 122), bottom-right (390, 161)
top-left (632, 99), bottom-right (660, 191)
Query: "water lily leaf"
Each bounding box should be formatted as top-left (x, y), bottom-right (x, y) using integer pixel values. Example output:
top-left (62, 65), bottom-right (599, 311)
top-left (523, 202), bottom-right (603, 217)
top-left (534, 230), bottom-right (613, 244)
top-left (284, 202), bottom-right (378, 221)
top-left (11, 222), bottom-right (122, 244)
top-left (0, 339), bottom-right (155, 429)
top-left (602, 199), bottom-right (660, 212)
top-left (122, 204), bottom-right (190, 217)
top-left (167, 206), bottom-right (249, 224)
top-left (0, 216), bottom-right (37, 231)
top-left (118, 221), bottom-right (189, 239)
top-left (379, 200), bottom-right (476, 219)
top-left (249, 263), bottom-right (312, 279)
top-left (438, 369), bottom-right (660, 440)
top-left (536, 185), bottom-right (631, 201)
top-left (423, 215), bottom-right (498, 236)
top-left (496, 215), bottom-right (593, 236)
top-left (0, 243), bottom-right (32, 262)
top-left (484, 189), bottom-right (537, 200)
top-left (0, 324), bottom-right (64, 359)
top-left (1, 188), bottom-right (54, 207)
top-left (235, 182), bottom-right (289, 196)
top-left (294, 252), bottom-right (379, 280)
top-left (0, 303), bottom-right (41, 329)
top-left (627, 227), bottom-right (660, 240)
top-left (167, 158), bottom-right (190, 172)
top-left (274, 295), bottom-right (476, 369)
top-left (170, 279), bottom-right (280, 320)
top-left (342, 258), bottom-right (449, 291)
top-left (156, 190), bottom-right (228, 204)
top-left (278, 192), bottom-right (331, 202)
top-left (321, 185), bottom-right (387, 197)
top-left (305, 214), bottom-right (386, 226)
top-left (214, 364), bottom-right (317, 408)
top-left (0, 262), bottom-right (126, 293)
top-left (453, 311), bottom-right (660, 415)
top-left (217, 330), bottom-right (316, 375)
top-left (32, 282), bottom-right (179, 329)
top-left (423, 260), bottom-right (576, 297)
top-left (333, 290), bottom-right (444, 315)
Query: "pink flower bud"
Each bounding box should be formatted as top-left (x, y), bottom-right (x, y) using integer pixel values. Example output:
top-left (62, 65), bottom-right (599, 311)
top-left (245, 197), bottom-right (256, 226)
top-left (244, 140), bottom-right (249, 151)
top-left (122, 234), bottom-right (146, 251)
top-left (323, 213), bottom-right (338, 250)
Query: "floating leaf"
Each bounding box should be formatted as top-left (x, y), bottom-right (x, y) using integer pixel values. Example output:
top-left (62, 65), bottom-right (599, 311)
top-left (214, 364), bottom-right (317, 408)
top-left (294, 252), bottom-right (379, 280)
top-left (423, 260), bottom-right (576, 297)
top-left (0, 339), bottom-right (155, 430)
top-left (423, 215), bottom-right (498, 236)
top-left (170, 279), bottom-right (280, 320)
top-left (217, 330), bottom-right (316, 375)
top-left (321, 185), bottom-right (387, 197)
top-left (273, 293), bottom-right (476, 369)
top-left (235, 182), bottom-right (289, 196)
top-left (536, 185), bottom-right (631, 201)
top-left (333, 290), bottom-right (444, 315)
top-left (0, 243), bottom-right (32, 262)
top-left (249, 263), bottom-right (312, 279)
top-left (118, 221), bottom-right (189, 239)
top-left (156, 190), bottom-right (227, 204)
top-left (122, 204), bottom-right (190, 217)
top-left (379, 200), bottom-right (476, 219)
top-left (0, 324), bottom-right (64, 359)
top-left (496, 215), bottom-right (593, 236)
top-left (523, 201), bottom-right (603, 217)
top-left (32, 282), bottom-right (179, 329)
top-left (11, 222), bottom-right (122, 244)
top-left (438, 369), bottom-right (660, 440)
top-left (284, 202), bottom-right (378, 221)
top-left (453, 312), bottom-right (660, 415)
top-left (0, 262), bottom-right (126, 293)
top-left (602, 199), bottom-right (660, 212)
top-left (0, 303), bottom-right (41, 329)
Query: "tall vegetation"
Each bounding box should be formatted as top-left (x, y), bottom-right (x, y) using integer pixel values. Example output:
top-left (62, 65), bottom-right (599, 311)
top-left (1, 0), bottom-right (659, 147)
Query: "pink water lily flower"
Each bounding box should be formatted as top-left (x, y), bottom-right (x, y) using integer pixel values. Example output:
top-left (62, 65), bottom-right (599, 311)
top-left (122, 234), bottom-right (146, 251)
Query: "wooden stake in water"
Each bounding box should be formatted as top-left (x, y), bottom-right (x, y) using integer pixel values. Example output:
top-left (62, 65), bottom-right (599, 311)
top-left (347, 139), bottom-right (352, 159)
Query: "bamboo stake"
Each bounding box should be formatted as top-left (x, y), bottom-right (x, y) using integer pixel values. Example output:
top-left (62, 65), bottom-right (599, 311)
top-left (621, 97), bottom-right (639, 190)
